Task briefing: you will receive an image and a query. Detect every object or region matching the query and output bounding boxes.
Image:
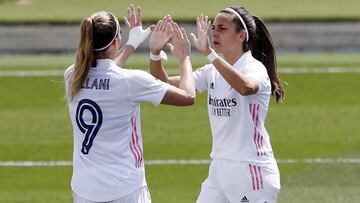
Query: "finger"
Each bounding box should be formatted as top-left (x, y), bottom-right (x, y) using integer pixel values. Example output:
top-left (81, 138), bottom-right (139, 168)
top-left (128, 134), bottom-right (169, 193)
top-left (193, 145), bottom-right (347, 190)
top-left (190, 33), bottom-right (197, 43)
top-left (165, 35), bottom-right (172, 44)
top-left (129, 4), bottom-right (135, 21)
top-left (181, 28), bottom-right (188, 41)
top-left (160, 16), bottom-right (169, 31)
top-left (137, 6), bottom-right (142, 23)
top-left (164, 22), bottom-right (170, 35)
top-left (174, 23), bottom-right (181, 39)
top-left (127, 6), bottom-right (131, 21)
top-left (196, 16), bottom-right (201, 30)
top-left (123, 17), bottom-right (130, 28)
top-left (174, 23), bottom-right (183, 39)
top-left (155, 20), bottom-right (162, 31)
top-left (206, 20), bottom-right (211, 32)
top-left (201, 14), bottom-right (206, 29)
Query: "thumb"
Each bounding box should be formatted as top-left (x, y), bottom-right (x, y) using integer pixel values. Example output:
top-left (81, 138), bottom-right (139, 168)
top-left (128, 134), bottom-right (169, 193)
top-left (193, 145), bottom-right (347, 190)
top-left (190, 33), bottom-right (197, 43)
top-left (165, 35), bottom-right (172, 44)
top-left (123, 17), bottom-right (130, 28)
top-left (166, 43), bottom-right (174, 53)
top-left (148, 24), bottom-right (156, 31)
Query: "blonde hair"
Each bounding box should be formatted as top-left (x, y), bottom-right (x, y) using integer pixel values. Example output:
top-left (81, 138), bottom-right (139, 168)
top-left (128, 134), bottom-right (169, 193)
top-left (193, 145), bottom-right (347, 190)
top-left (67, 12), bottom-right (119, 101)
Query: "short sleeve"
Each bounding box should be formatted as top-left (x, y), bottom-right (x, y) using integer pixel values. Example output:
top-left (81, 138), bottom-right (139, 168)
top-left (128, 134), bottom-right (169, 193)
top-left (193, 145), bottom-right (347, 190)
top-left (243, 61), bottom-right (271, 94)
top-left (193, 64), bottom-right (212, 93)
top-left (64, 64), bottom-right (74, 100)
top-left (127, 70), bottom-right (170, 106)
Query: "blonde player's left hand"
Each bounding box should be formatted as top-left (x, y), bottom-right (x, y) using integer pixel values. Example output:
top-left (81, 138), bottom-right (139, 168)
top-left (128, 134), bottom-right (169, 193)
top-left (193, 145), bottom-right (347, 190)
top-left (124, 4), bottom-right (155, 49)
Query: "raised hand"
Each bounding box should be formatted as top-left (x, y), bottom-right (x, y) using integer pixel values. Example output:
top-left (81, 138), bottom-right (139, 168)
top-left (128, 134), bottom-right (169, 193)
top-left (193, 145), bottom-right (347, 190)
top-left (149, 15), bottom-right (172, 54)
top-left (124, 4), bottom-right (154, 49)
top-left (168, 22), bottom-right (190, 61)
top-left (123, 4), bottom-right (142, 29)
top-left (190, 14), bottom-right (212, 55)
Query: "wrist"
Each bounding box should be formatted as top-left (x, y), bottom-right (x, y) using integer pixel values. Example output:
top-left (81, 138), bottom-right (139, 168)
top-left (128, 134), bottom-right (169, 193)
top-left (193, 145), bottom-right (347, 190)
top-left (150, 50), bottom-right (168, 61)
top-left (150, 52), bottom-right (162, 61)
top-left (150, 50), bottom-right (161, 55)
top-left (206, 49), bottom-right (219, 63)
top-left (203, 47), bottom-right (212, 56)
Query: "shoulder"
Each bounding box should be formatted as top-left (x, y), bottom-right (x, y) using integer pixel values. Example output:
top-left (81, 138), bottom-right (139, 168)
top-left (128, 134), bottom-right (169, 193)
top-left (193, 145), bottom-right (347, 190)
top-left (122, 69), bottom-right (155, 80)
top-left (195, 63), bottom-right (213, 71)
top-left (194, 63), bottom-right (214, 76)
top-left (243, 58), bottom-right (267, 75)
top-left (64, 64), bottom-right (75, 79)
top-left (120, 69), bottom-right (166, 87)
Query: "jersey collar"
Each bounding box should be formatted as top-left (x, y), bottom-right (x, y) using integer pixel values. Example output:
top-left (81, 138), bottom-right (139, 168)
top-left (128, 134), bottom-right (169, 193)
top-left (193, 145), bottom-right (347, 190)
top-left (232, 50), bottom-right (253, 71)
top-left (92, 59), bottom-right (116, 68)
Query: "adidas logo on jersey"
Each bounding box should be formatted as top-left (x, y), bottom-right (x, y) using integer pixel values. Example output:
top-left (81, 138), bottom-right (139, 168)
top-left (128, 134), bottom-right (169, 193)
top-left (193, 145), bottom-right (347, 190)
top-left (240, 196), bottom-right (249, 203)
top-left (210, 82), bottom-right (215, 89)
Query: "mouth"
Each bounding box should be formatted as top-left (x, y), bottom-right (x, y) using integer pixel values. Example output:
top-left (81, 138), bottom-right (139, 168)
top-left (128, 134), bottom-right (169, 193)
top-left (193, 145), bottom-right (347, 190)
top-left (213, 41), bottom-right (220, 46)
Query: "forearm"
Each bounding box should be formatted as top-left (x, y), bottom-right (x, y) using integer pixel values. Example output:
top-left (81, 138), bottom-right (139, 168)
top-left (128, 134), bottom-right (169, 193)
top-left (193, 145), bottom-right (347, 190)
top-left (114, 45), bottom-right (135, 67)
top-left (178, 56), bottom-right (195, 98)
top-left (149, 51), bottom-right (169, 83)
top-left (212, 57), bottom-right (258, 95)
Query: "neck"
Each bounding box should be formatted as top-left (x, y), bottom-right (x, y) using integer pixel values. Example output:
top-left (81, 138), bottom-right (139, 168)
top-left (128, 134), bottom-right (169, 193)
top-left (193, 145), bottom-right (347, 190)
top-left (95, 47), bottom-right (118, 61)
top-left (222, 49), bottom-right (246, 65)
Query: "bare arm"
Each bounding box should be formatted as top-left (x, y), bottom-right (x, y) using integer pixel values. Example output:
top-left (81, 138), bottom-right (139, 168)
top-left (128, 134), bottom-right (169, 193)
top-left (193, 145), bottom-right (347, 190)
top-left (160, 22), bottom-right (195, 105)
top-left (149, 16), bottom-right (181, 87)
top-left (190, 15), bottom-right (258, 95)
top-left (211, 56), bottom-right (258, 95)
top-left (115, 5), bottom-right (153, 66)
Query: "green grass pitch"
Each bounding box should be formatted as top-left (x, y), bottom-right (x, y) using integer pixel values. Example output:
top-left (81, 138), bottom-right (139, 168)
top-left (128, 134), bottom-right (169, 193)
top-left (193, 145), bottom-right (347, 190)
top-left (0, 54), bottom-right (359, 202)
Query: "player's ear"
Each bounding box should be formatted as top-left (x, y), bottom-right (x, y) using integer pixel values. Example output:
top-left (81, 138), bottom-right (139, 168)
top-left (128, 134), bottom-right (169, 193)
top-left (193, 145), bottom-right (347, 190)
top-left (237, 31), bottom-right (246, 41)
top-left (113, 35), bottom-right (121, 47)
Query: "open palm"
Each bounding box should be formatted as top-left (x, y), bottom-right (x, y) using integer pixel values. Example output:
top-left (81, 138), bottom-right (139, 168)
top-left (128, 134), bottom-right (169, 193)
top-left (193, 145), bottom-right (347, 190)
top-left (190, 15), bottom-right (211, 55)
top-left (149, 16), bottom-right (172, 52)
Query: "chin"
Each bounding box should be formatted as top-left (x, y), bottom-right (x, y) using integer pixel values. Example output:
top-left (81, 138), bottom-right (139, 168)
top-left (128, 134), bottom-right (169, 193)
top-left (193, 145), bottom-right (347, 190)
top-left (213, 46), bottom-right (223, 54)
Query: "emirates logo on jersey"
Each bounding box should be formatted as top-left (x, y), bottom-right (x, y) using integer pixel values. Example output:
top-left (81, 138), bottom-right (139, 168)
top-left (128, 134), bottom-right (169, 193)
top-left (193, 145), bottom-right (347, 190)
top-left (209, 94), bottom-right (237, 117)
top-left (208, 95), bottom-right (237, 107)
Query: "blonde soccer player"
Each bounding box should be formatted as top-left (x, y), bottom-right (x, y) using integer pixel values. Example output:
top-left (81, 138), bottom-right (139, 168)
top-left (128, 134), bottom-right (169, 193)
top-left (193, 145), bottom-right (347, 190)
top-left (150, 6), bottom-right (285, 203)
top-left (64, 5), bottom-right (195, 203)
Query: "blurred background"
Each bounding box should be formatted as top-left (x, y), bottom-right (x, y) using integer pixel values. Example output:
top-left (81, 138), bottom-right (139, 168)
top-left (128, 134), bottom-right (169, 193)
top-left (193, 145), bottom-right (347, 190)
top-left (0, 0), bottom-right (359, 202)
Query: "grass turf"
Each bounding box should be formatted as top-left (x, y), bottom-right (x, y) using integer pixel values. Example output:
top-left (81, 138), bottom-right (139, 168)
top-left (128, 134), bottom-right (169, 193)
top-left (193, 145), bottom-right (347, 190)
top-left (0, 54), bottom-right (359, 202)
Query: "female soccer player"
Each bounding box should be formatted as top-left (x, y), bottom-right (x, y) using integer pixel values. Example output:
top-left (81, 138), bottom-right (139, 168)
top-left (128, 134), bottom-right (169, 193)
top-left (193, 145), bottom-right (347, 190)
top-left (150, 6), bottom-right (284, 203)
top-left (64, 5), bottom-right (194, 203)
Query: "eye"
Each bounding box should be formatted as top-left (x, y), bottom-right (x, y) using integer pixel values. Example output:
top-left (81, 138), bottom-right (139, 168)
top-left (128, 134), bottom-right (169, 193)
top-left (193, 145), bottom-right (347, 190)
top-left (211, 25), bottom-right (215, 30)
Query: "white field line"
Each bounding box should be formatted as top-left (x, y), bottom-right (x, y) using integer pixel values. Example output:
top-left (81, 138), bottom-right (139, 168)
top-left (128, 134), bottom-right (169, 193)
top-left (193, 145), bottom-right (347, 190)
top-left (0, 70), bottom-right (64, 77)
top-left (0, 158), bottom-right (360, 167)
top-left (0, 67), bottom-right (360, 77)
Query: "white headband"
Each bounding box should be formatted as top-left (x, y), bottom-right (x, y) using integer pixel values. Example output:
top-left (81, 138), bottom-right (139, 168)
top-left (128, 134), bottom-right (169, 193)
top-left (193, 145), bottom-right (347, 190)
top-left (224, 8), bottom-right (249, 42)
top-left (93, 12), bottom-right (120, 52)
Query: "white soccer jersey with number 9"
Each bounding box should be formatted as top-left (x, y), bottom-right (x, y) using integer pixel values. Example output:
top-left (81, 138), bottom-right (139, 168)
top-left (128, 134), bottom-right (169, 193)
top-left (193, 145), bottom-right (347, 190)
top-left (64, 59), bottom-right (169, 202)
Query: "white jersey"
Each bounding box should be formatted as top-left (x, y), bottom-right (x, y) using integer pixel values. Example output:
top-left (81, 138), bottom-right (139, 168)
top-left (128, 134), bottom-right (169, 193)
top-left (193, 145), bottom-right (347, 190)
top-left (64, 59), bottom-right (169, 202)
top-left (193, 51), bottom-right (276, 165)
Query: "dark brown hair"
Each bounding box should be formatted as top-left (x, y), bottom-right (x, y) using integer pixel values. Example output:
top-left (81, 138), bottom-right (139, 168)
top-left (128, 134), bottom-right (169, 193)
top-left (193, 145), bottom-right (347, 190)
top-left (221, 7), bottom-right (285, 102)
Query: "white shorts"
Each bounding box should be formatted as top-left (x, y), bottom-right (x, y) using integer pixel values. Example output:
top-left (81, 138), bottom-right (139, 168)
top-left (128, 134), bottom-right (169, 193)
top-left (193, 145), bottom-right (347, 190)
top-left (73, 186), bottom-right (151, 203)
top-left (196, 159), bottom-right (280, 203)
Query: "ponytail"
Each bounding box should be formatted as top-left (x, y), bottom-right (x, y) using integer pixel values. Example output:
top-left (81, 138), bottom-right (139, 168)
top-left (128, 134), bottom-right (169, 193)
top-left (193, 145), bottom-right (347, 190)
top-left (68, 17), bottom-right (94, 101)
top-left (251, 16), bottom-right (284, 102)
top-left (221, 7), bottom-right (285, 102)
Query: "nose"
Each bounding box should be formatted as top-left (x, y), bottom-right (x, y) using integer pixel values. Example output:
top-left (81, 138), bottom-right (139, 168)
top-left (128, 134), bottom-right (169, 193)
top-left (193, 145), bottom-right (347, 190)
top-left (212, 29), bottom-right (218, 39)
